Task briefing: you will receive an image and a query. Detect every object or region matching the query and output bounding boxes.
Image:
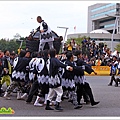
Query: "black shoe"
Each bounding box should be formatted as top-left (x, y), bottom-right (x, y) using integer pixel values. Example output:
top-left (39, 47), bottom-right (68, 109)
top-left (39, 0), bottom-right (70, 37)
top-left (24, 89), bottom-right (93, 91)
top-left (115, 84), bottom-right (118, 87)
top-left (0, 94), bottom-right (3, 97)
top-left (55, 106), bottom-right (63, 111)
top-left (1, 89), bottom-right (5, 93)
top-left (26, 102), bottom-right (31, 104)
top-left (78, 103), bottom-right (83, 105)
top-left (74, 105), bottom-right (83, 109)
top-left (45, 106), bottom-right (54, 110)
top-left (55, 102), bottom-right (63, 111)
top-left (108, 84), bottom-right (112, 86)
top-left (91, 101), bottom-right (100, 106)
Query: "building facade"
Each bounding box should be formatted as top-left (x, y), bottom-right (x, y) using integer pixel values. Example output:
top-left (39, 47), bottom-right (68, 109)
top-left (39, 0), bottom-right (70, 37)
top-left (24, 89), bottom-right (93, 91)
top-left (67, 3), bottom-right (120, 51)
top-left (67, 29), bottom-right (120, 51)
top-left (87, 3), bottom-right (120, 34)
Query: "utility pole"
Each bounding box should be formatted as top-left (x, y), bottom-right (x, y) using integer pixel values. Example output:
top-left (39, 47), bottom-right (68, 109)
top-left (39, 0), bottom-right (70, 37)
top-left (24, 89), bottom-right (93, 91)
top-left (18, 40), bottom-right (23, 48)
top-left (57, 26), bottom-right (69, 52)
top-left (111, 16), bottom-right (119, 52)
top-left (106, 14), bottom-right (120, 52)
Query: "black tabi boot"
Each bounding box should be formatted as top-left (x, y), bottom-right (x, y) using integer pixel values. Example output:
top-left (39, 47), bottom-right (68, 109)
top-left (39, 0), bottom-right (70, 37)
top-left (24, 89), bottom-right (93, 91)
top-left (45, 100), bottom-right (54, 110)
top-left (55, 102), bottom-right (63, 111)
top-left (86, 87), bottom-right (100, 106)
top-left (91, 101), bottom-right (100, 106)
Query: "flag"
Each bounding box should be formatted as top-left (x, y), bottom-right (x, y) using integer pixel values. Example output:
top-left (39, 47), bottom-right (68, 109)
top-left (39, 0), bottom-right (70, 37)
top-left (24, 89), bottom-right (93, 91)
top-left (74, 26), bottom-right (76, 30)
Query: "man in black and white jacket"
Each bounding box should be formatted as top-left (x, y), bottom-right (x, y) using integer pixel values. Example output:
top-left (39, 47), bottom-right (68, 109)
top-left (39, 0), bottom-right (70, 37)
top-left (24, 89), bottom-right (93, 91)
top-left (37, 16), bottom-right (54, 51)
top-left (45, 49), bottom-right (73, 111)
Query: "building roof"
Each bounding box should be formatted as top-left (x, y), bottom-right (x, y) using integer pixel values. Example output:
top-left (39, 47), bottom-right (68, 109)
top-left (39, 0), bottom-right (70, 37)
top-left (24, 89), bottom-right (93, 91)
top-left (90, 29), bottom-right (111, 34)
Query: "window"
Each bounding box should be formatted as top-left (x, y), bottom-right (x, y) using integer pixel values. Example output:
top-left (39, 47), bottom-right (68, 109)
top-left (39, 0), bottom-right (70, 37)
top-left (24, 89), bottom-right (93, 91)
top-left (91, 9), bottom-right (116, 18)
top-left (90, 38), bottom-right (120, 42)
top-left (99, 17), bottom-right (116, 23)
top-left (114, 39), bottom-right (120, 42)
top-left (104, 24), bottom-right (115, 28)
top-left (99, 26), bottom-right (104, 28)
top-left (91, 3), bottom-right (116, 12)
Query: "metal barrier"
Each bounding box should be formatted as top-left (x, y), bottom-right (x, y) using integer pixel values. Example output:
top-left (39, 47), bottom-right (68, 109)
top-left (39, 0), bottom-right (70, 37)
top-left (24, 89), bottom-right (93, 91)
top-left (85, 66), bottom-right (111, 76)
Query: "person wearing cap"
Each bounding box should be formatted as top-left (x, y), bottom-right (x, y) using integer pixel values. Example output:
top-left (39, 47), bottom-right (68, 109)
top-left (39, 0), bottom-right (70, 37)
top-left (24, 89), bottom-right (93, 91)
top-left (36, 16), bottom-right (54, 51)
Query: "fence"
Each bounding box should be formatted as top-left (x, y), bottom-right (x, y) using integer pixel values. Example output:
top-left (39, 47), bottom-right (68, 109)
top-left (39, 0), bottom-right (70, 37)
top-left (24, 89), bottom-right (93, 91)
top-left (85, 66), bottom-right (111, 76)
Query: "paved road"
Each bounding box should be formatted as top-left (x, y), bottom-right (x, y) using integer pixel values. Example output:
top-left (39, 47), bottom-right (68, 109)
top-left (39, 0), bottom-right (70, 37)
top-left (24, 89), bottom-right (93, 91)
top-left (1, 76), bottom-right (120, 118)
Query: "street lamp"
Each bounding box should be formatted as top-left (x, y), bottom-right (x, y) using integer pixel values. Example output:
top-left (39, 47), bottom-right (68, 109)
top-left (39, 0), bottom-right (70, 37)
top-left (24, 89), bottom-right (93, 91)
top-left (105, 14), bottom-right (120, 52)
top-left (16, 39), bottom-right (23, 54)
top-left (57, 26), bottom-right (69, 52)
top-left (18, 40), bottom-right (23, 48)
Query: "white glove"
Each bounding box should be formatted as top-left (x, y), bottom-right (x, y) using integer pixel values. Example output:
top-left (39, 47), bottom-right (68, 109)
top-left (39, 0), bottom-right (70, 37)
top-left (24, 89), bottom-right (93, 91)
top-left (82, 65), bottom-right (85, 70)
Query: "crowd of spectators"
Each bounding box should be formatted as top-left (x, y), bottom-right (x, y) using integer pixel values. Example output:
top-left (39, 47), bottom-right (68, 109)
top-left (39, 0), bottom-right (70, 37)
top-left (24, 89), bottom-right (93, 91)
top-left (63, 38), bottom-right (120, 66)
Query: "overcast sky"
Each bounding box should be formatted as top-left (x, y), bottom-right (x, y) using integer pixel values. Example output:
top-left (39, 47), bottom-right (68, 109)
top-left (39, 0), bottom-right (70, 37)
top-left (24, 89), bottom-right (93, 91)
top-left (0, 1), bottom-right (117, 40)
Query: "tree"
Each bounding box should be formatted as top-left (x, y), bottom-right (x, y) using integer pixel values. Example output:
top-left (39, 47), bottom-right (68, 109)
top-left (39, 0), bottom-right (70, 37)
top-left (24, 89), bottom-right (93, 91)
top-left (0, 37), bottom-right (26, 53)
top-left (115, 44), bottom-right (120, 52)
top-left (0, 39), bottom-right (7, 51)
top-left (14, 33), bottom-right (21, 40)
top-left (7, 40), bottom-right (20, 52)
top-left (67, 36), bottom-right (89, 46)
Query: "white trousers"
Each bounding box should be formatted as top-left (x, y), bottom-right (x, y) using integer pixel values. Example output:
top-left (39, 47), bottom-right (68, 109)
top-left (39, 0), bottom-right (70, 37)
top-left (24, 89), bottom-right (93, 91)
top-left (47, 86), bottom-right (63, 103)
top-left (39, 41), bottom-right (54, 51)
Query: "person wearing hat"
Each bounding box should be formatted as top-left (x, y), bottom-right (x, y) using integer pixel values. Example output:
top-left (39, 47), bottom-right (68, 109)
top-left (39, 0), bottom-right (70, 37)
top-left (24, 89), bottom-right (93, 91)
top-left (36, 16), bottom-right (54, 51)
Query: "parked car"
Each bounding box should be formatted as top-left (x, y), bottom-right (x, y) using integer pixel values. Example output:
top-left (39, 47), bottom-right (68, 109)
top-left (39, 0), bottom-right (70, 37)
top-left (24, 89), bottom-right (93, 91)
top-left (25, 30), bottom-right (63, 54)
